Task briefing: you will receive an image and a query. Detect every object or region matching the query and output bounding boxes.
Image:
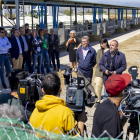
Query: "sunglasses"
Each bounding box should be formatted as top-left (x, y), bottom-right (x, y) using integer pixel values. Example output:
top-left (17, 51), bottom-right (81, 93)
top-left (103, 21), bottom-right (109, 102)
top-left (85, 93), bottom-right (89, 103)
top-left (0, 32), bottom-right (5, 33)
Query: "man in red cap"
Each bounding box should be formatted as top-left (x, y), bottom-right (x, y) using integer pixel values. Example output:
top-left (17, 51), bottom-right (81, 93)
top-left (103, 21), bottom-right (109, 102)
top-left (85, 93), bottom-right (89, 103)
top-left (92, 73), bottom-right (131, 138)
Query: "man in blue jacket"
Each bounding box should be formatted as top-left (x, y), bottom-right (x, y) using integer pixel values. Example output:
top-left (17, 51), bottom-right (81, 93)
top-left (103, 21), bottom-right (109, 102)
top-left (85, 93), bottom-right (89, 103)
top-left (99, 40), bottom-right (126, 100)
top-left (77, 36), bottom-right (96, 81)
top-left (76, 35), bottom-right (96, 135)
top-left (10, 29), bottom-right (24, 69)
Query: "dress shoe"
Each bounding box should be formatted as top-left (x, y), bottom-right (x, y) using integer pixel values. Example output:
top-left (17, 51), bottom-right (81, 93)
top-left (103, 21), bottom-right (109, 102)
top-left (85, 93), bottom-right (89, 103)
top-left (53, 68), bottom-right (56, 71)
top-left (2, 84), bottom-right (7, 89)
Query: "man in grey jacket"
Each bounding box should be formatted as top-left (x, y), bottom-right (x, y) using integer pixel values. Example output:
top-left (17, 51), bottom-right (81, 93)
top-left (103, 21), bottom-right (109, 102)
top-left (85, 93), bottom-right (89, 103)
top-left (48, 29), bottom-right (61, 72)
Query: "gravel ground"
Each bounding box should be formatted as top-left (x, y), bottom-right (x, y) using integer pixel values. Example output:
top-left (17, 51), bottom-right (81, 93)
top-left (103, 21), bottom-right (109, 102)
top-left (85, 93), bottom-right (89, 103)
top-left (59, 34), bottom-right (140, 139)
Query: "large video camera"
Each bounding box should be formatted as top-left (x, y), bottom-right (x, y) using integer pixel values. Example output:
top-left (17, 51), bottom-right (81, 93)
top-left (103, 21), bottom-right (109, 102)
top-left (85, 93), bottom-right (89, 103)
top-left (18, 73), bottom-right (44, 105)
top-left (121, 66), bottom-right (140, 138)
top-left (64, 68), bottom-right (85, 112)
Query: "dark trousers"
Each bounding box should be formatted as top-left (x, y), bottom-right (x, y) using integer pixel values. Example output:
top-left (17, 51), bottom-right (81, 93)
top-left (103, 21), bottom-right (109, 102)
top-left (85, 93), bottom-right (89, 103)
top-left (51, 49), bottom-right (60, 69)
top-left (41, 49), bottom-right (51, 74)
top-left (0, 54), bottom-right (12, 85)
top-left (32, 52), bottom-right (42, 74)
top-left (22, 51), bottom-right (32, 73)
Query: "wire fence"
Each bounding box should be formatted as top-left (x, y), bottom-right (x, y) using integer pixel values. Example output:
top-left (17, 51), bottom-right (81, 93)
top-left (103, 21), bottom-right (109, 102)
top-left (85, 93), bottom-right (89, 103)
top-left (0, 116), bottom-right (139, 140)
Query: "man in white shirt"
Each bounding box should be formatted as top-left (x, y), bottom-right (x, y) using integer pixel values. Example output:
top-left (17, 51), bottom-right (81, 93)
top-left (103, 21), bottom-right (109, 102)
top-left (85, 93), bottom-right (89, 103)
top-left (10, 29), bottom-right (24, 69)
top-left (19, 27), bottom-right (32, 73)
top-left (0, 27), bottom-right (12, 88)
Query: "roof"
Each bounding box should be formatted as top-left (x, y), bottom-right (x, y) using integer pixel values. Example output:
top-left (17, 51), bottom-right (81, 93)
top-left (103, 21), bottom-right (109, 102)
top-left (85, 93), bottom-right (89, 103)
top-left (5, 0), bottom-right (140, 9)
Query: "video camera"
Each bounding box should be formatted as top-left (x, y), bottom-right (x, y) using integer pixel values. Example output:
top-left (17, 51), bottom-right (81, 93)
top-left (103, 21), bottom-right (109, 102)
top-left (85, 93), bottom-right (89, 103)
top-left (18, 73), bottom-right (44, 105)
top-left (64, 68), bottom-right (85, 112)
top-left (121, 66), bottom-right (140, 138)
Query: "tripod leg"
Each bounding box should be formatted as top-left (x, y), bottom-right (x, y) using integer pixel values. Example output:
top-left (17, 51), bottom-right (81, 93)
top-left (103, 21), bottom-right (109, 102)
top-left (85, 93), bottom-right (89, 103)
top-left (84, 124), bottom-right (88, 137)
top-left (126, 126), bottom-right (130, 140)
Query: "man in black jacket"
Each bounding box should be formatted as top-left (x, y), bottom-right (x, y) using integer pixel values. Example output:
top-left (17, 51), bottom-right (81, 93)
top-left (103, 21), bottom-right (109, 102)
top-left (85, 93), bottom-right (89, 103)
top-left (48, 29), bottom-right (61, 72)
top-left (92, 73), bottom-right (131, 138)
top-left (19, 27), bottom-right (32, 73)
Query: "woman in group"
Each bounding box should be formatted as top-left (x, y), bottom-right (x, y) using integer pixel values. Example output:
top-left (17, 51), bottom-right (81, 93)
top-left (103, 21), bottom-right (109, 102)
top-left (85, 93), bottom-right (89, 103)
top-left (66, 30), bottom-right (81, 72)
top-left (37, 29), bottom-right (51, 74)
top-left (30, 30), bottom-right (42, 74)
top-left (94, 38), bottom-right (109, 107)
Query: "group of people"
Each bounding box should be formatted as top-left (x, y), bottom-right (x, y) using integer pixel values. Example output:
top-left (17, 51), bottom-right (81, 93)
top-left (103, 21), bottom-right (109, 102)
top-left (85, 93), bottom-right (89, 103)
top-left (0, 24), bottom-right (61, 89)
top-left (0, 26), bottom-right (131, 138)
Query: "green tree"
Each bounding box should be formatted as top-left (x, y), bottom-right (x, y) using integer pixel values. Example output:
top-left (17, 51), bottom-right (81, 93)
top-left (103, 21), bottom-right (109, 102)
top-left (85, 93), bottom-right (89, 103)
top-left (63, 9), bottom-right (73, 16)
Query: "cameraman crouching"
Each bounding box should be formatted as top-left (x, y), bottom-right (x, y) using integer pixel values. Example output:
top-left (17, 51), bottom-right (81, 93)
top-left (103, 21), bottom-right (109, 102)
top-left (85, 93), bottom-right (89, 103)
top-left (0, 69), bottom-right (35, 123)
top-left (30, 73), bottom-right (80, 135)
top-left (92, 73), bottom-right (131, 138)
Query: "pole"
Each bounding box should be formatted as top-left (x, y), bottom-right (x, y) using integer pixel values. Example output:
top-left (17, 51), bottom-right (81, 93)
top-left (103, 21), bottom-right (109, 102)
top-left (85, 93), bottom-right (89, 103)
top-left (1, 3), bottom-right (3, 27)
top-left (31, 5), bottom-right (33, 29)
top-left (75, 6), bottom-right (77, 24)
top-left (83, 7), bottom-right (84, 25)
top-left (15, 0), bottom-right (19, 28)
top-left (126, 9), bottom-right (127, 19)
top-left (70, 7), bottom-right (72, 28)
top-left (108, 8), bottom-right (110, 21)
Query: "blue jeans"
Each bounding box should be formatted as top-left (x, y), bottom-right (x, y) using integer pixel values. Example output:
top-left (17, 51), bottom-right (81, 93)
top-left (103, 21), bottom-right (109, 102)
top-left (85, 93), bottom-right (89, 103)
top-left (0, 54), bottom-right (12, 85)
top-left (51, 49), bottom-right (60, 69)
top-left (32, 52), bottom-right (42, 74)
top-left (41, 49), bottom-right (51, 74)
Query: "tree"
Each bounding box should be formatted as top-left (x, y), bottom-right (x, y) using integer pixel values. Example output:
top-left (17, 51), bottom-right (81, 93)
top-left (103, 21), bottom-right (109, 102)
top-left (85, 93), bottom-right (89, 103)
top-left (63, 9), bottom-right (73, 16)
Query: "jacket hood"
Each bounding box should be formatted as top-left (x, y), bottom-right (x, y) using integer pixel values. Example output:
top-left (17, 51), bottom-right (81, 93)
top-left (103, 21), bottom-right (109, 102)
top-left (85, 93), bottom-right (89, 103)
top-left (35, 95), bottom-right (66, 111)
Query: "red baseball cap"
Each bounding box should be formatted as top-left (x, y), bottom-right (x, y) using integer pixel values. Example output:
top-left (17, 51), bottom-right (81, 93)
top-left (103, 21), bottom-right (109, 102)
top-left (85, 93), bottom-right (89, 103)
top-left (105, 73), bottom-right (131, 97)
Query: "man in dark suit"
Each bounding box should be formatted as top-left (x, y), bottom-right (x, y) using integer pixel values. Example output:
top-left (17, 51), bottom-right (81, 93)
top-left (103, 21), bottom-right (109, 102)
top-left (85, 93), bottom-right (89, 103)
top-left (49, 29), bottom-right (61, 72)
top-left (10, 29), bottom-right (24, 69)
top-left (25, 29), bottom-right (32, 39)
top-left (19, 27), bottom-right (32, 73)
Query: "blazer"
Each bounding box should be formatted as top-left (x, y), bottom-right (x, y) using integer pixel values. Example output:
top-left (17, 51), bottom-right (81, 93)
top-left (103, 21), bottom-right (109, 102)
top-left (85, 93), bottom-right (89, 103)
top-left (24, 34), bottom-right (32, 54)
top-left (48, 34), bottom-right (60, 53)
top-left (99, 50), bottom-right (126, 84)
top-left (10, 36), bottom-right (24, 59)
top-left (77, 45), bottom-right (96, 79)
top-left (30, 35), bottom-right (41, 54)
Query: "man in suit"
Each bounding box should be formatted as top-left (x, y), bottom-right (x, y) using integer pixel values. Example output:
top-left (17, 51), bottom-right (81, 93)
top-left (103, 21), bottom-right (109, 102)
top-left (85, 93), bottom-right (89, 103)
top-left (25, 29), bottom-right (32, 39)
top-left (19, 27), bottom-right (32, 73)
top-left (36, 24), bottom-right (40, 36)
top-left (49, 29), bottom-right (61, 72)
top-left (10, 29), bottom-right (24, 69)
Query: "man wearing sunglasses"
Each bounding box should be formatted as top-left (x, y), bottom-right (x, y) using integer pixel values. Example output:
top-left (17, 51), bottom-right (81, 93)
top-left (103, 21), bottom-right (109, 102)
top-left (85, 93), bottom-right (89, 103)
top-left (0, 27), bottom-right (12, 88)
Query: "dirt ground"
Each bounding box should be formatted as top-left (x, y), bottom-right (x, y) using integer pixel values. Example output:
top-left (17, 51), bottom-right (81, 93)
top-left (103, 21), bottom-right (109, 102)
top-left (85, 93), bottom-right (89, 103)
top-left (58, 34), bottom-right (140, 139)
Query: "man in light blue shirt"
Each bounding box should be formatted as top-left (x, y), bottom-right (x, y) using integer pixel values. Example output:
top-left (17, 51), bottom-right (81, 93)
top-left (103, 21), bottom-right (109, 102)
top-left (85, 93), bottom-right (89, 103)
top-left (0, 27), bottom-right (12, 88)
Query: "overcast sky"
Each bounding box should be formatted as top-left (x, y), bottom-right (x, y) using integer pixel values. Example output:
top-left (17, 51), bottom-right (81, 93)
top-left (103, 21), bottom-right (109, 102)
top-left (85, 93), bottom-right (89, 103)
top-left (66, 0), bottom-right (140, 7)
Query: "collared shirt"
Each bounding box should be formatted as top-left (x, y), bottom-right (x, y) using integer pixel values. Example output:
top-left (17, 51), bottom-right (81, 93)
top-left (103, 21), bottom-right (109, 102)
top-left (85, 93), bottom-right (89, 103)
top-left (21, 35), bottom-right (28, 51)
top-left (0, 37), bottom-right (11, 54)
top-left (16, 37), bottom-right (22, 54)
top-left (82, 46), bottom-right (89, 60)
top-left (34, 37), bottom-right (40, 52)
top-left (28, 35), bottom-right (31, 39)
top-left (51, 35), bottom-right (55, 50)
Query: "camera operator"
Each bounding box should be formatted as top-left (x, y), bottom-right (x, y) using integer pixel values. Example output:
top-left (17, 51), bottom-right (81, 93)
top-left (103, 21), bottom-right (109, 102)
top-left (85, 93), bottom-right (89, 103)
top-left (30, 73), bottom-right (80, 135)
top-left (92, 73), bottom-right (131, 138)
top-left (0, 69), bottom-right (35, 123)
